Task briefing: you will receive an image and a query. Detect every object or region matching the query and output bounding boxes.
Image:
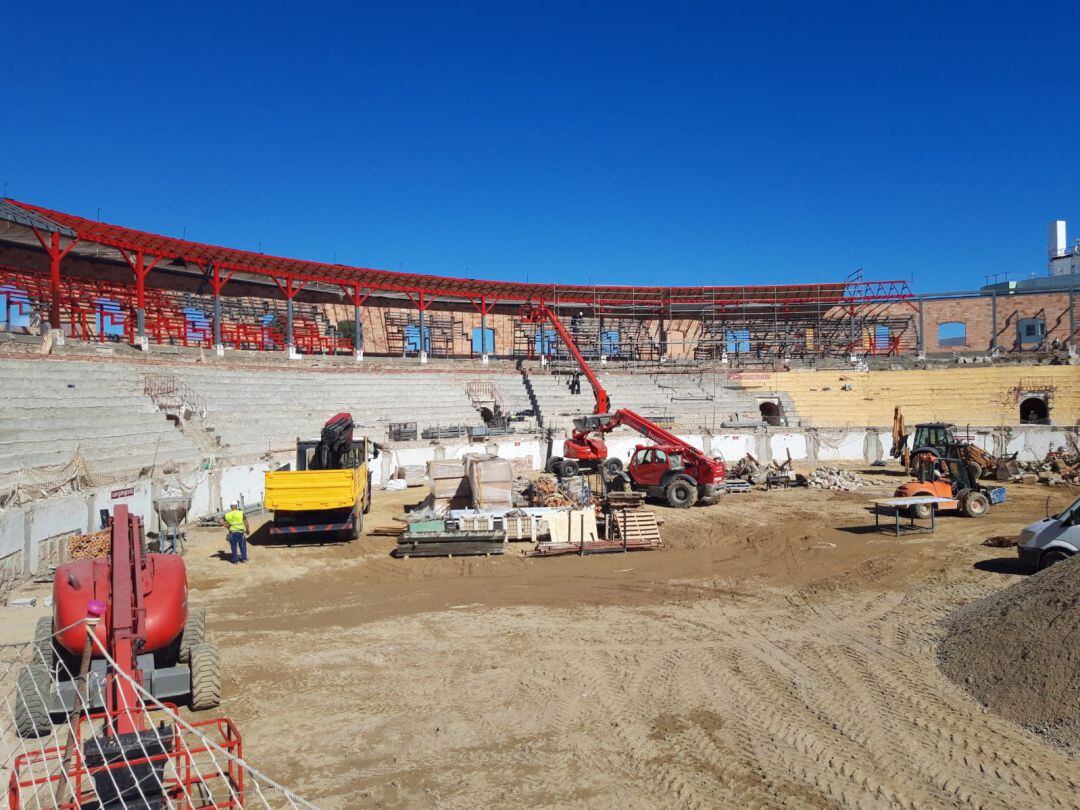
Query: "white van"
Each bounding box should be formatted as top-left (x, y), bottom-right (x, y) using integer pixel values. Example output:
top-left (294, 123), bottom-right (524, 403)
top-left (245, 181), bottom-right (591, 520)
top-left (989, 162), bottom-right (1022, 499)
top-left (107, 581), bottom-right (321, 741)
top-left (1017, 494), bottom-right (1080, 570)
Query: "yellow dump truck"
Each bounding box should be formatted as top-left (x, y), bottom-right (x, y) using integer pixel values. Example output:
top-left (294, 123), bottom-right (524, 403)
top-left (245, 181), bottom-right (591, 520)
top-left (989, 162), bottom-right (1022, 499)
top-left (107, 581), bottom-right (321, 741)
top-left (264, 414), bottom-right (378, 541)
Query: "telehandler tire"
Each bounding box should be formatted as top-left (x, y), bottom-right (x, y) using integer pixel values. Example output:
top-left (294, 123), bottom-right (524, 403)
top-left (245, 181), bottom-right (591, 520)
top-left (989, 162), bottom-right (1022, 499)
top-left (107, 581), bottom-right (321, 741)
top-left (665, 476), bottom-right (698, 508)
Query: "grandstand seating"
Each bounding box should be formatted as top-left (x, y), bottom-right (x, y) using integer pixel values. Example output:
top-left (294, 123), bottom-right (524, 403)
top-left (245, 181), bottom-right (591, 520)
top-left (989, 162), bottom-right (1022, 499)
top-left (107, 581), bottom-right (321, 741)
top-left (167, 366), bottom-right (499, 459)
top-left (526, 368), bottom-right (778, 431)
top-left (0, 359), bottom-right (204, 480)
top-left (753, 366), bottom-right (1080, 427)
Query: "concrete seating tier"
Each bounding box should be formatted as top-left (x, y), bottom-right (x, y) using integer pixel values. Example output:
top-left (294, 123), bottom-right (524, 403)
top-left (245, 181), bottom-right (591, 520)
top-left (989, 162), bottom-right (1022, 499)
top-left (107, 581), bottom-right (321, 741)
top-left (0, 358), bottom-right (204, 478)
top-left (167, 366), bottom-right (513, 458)
top-left (527, 369), bottom-right (782, 432)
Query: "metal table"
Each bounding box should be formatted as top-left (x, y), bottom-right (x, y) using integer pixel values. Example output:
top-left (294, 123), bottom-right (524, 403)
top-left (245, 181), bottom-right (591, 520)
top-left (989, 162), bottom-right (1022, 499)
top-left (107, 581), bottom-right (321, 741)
top-left (871, 496), bottom-right (952, 536)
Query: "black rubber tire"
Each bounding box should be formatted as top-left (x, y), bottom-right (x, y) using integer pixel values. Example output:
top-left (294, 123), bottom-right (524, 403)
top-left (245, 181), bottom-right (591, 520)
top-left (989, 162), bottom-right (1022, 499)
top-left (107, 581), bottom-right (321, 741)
top-left (1040, 549), bottom-right (1073, 570)
top-left (697, 484), bottom-right (720, 506)
top-left (910, 503), bottom-right (932, 520)
top-left (962, 491), bottom-right (990, 518)
top-left (545, 457), bottom-right (563, 474)
top-left (179, 608), bottom-right (206, 664)
top-left (968, 462), bottom-right (983, 481)
top-left (559, 459), bottom-right (580, 478)
top-left (354, 506), bottom-right (364, 538)
top-left (603, 457), bottom-right (624, 476)
top-left (15, 663), bottom-right (52, 738)
top-left (33, 616), bottom-right (55, 671)
top-left (190, 643), bottom-right (222, 711)
top-left (363, 474), bottom-right (372, 514)
top-left (665, 477), bottom-right (698, 509)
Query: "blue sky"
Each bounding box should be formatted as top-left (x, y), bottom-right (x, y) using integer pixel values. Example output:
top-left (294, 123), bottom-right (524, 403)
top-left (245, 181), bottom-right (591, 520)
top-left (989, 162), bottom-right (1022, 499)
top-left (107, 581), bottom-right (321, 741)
top-left (3, 2), bottom-right (1077, 292)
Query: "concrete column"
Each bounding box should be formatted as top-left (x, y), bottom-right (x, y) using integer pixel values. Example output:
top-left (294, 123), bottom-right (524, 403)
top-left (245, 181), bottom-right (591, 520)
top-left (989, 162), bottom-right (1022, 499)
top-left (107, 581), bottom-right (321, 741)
top-left (213, 290), bottom-right (223, 354)
top-left (990, 292), bottom-right (998, 350)
top-left (285, 297), bottom-right (299, 359)
top-left (418, 307), bottom-right (428, 363)
top-left (480, 309), bottom-right (490, 363)
top-left (354, 302), bottom-right (363, 361)
top-left (1069, 289), bottom-right (1076, 350)
top-left (917, 299), bottom-right (926, 359)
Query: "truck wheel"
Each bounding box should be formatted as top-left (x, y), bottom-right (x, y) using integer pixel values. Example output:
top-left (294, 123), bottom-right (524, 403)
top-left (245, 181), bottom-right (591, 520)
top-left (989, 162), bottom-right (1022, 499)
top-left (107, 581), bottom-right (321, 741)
top-left (545, 457), bottom-right (563, 474)
top-left (354, 507), bottom-right (364, 538)
top-left (1040, 549), bottom-right (1072, 569)
top-left (190, 643), bottom-right (222, 711)
top-left (33, 616), bottom-right (55, 671)
top-left (180, 608), bottom-right (207, 663)
top-left (15, 663), bottom-right (52, 737)
top-left (910, 502), bottom-right (933, 520)
top-left (606, 472), bottom-right (630, 493)
top-left (559, 459), bottom-right (580, 478)
top-left (665, 477), bottom-right (698, 508)
top-left (603, 458), bottom-right (624, 476)
top-left (962, 491), bottom-right (989, 518)
top-left (968, 462), bottom-right (983, 481)
top-left (363, 474), bottom-right (372, 514)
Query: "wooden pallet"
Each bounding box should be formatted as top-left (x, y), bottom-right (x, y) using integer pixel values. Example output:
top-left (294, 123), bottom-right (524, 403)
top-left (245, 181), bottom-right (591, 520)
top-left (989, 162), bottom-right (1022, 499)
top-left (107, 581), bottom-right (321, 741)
top-left (609, 509), bottom-right (662, 547)
top-left (605, 491), bottom-right (646, 510)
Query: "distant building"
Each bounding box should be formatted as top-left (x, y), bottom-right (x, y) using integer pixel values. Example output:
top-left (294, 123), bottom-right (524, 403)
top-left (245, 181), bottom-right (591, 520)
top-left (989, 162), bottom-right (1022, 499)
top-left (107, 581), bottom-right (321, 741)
top-left (1049, 220), bottom-right (1080, 277)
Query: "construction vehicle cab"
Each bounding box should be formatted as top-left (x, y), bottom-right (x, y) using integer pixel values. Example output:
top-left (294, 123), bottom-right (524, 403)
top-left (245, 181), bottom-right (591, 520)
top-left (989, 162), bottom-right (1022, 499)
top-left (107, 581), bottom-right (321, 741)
top-left (1017, 493), bottom-right (1079, 570)
top-left (605, 443), bottom-right (722, 508)
top-left (265, 414), bottom-right (378, 541)
top-left (894, 452), bottom-right (1005, 519)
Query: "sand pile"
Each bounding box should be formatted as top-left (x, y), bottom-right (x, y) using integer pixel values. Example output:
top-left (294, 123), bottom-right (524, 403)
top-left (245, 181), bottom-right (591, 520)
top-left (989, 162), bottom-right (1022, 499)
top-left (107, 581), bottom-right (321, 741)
top-left (939, 555), bottom-right (1080, 754)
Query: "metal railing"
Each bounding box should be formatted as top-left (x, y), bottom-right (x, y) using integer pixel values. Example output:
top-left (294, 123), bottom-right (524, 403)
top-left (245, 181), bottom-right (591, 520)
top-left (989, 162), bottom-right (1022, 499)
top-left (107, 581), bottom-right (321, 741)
top-left (465, 380), bottom-right (504, 411)
top-left (142, 374), bottom-right (207, 418)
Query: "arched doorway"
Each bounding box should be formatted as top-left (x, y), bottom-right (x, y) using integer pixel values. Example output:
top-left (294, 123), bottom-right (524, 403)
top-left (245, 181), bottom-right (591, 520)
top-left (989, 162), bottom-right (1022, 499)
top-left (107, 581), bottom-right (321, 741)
top-left (1019, 397), bottom-right (1049, 424)
top-left (759, 401), bottom-right (782, 426)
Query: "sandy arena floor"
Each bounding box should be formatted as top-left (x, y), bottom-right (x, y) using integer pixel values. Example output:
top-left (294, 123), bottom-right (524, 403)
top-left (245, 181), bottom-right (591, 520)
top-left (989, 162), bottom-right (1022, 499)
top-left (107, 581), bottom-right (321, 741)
top-left (4, 468), bottom-right (1079, 808)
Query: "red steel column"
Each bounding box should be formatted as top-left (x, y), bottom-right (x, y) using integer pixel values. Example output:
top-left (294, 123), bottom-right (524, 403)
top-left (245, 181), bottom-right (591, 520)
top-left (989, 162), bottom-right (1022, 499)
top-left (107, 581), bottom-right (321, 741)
top-left (31, 229), bottom-right (78, 331)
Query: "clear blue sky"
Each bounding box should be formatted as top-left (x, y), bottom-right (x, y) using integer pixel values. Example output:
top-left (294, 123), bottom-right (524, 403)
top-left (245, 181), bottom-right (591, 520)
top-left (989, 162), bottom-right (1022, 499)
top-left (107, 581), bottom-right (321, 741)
top-left (3, 1), bottom-right (1077, 293)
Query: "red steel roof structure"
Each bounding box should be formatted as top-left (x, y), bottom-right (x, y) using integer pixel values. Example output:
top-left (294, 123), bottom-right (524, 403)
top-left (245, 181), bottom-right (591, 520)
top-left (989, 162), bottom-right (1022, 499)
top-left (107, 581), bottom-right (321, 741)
top-left (2, 199), bottom-right (912, 316)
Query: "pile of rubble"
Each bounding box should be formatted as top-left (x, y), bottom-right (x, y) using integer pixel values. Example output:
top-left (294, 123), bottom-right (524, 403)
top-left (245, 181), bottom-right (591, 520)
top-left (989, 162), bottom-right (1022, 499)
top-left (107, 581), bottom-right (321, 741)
top-left (1013, 449), bottom-right (1080, 487)
top-left (728, 453), bottom-right (791, 486)
top-left (515, 474), bottom-right (593, 508)
top-left (804, 466), bottom-right (868, 491)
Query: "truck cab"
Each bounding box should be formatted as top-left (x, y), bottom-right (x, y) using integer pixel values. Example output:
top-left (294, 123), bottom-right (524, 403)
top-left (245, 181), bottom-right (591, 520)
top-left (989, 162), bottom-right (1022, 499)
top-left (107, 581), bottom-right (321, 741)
top-left (1017, 494), bottom-right (1079, 570)
top-left (615, 444), bottom-right (721, 508)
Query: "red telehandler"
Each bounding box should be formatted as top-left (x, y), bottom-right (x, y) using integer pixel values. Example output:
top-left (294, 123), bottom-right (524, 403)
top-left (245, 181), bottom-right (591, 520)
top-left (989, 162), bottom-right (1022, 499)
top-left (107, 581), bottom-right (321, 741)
top-left (522, 302), bottom-right (726, 507)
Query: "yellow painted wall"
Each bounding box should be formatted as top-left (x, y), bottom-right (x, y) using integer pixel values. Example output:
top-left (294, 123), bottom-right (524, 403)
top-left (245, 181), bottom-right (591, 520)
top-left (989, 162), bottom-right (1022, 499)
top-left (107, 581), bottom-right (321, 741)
top-left (741, 366), bottom-right (1080, 428)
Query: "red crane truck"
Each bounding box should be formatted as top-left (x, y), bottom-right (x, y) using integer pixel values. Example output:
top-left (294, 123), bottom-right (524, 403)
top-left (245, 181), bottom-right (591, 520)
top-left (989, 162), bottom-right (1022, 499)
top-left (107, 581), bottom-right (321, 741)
top-left (522, 302), bottom-right (725, 507)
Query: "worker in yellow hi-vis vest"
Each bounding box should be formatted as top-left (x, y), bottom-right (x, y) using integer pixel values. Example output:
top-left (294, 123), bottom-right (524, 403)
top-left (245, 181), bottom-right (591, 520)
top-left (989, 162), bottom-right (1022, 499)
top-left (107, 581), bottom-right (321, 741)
top-left (220, 502), bottom-right (250, 564)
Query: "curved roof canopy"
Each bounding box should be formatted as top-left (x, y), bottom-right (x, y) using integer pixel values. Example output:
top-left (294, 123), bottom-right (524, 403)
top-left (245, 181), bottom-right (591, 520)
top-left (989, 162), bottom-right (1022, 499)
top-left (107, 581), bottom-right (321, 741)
top-left (1, 199), bottom-right (910, 312)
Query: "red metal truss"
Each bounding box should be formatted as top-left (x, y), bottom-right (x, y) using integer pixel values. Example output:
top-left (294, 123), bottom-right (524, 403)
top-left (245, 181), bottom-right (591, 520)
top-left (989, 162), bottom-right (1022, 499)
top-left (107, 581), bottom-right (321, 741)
top-left (6, 199), bottom-right (913, 310)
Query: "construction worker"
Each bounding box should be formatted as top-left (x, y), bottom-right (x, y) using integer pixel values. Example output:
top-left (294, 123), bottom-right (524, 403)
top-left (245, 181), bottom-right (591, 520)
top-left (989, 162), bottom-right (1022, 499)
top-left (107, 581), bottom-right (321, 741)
top-left (221, 501), bottom-right (249, 564)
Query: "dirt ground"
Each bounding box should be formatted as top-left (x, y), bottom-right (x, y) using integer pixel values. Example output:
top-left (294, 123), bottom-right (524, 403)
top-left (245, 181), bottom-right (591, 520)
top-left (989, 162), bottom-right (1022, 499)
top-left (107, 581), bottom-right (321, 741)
top-left (5, 468), bottom-right (1079, 808)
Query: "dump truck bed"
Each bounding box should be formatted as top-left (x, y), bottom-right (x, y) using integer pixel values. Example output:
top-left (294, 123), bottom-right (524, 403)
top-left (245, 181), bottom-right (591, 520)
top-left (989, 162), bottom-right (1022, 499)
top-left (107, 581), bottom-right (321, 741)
top-left (264, 468), bottom-right (363, 512)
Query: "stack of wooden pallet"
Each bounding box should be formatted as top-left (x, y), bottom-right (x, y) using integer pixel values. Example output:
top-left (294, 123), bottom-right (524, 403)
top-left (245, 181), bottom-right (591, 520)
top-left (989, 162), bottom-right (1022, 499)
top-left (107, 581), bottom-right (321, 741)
top-left (609, 509), bottom-right (663, 550)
